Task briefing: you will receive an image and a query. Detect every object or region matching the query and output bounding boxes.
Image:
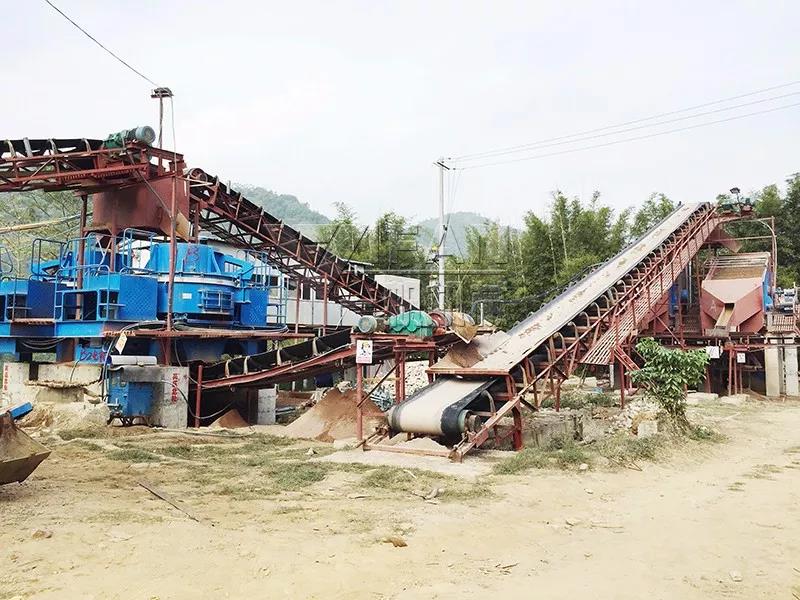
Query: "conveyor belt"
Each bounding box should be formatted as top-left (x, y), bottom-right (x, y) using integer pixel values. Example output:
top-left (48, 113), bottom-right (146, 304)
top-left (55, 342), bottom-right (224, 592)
top-left (201, 328), bottom-right (352, 387)
top-left (389, 202), bottom-right (719, 439)
top-left (0, 138), bottom-right (413, 316)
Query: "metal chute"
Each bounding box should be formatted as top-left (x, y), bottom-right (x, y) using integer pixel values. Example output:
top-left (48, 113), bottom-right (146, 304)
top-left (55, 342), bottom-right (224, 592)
top-left (0, 407), bottom-right (50, 485)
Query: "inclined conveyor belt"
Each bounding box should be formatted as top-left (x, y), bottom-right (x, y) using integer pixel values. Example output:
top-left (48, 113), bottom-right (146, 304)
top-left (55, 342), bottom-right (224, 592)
top-left (202, 328), bottom-right (352, 381)
top-left (388, 202), bottom-right (709, 436)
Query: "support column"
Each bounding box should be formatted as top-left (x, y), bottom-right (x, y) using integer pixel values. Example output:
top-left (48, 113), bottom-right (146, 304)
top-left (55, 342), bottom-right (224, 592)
top-left (356, 364), bottom-right (364, 444)
top-left (765, 340), bottom-right (783, 399)
top-left (783, 338), bottom-right (799, 398)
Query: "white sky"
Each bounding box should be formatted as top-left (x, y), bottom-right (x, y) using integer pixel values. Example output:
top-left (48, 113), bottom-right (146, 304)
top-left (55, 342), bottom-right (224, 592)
top-left (4, 1), bottom-right (800, 225)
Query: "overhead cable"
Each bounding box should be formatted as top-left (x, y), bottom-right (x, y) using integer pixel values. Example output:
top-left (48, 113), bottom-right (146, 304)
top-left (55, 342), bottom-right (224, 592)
top-left (43, 0), bottom-right (159, 86)
top-left (452, 78), bottom-right (800, 162)
top-left (455, 101), bottom-right (800, 170)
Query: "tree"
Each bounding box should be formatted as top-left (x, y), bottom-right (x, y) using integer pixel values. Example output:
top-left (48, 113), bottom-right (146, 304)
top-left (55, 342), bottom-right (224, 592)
top-left (315, 203), bottom-right (370, 262)
top-left (630, 193), bottom-right (675, 239)
top-left (0, 190), bottom-right (81, 271)
top-left (777, 174), bottom-right (800, 284)
top-left (630, 338), bottom-right (709, 430)
top-left (368, 212), bottom-right (424, 273)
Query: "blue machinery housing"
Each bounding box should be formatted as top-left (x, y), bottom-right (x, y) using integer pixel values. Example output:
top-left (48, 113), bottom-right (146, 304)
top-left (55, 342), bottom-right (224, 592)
top-left (0, 231), bottom-right (287, 363)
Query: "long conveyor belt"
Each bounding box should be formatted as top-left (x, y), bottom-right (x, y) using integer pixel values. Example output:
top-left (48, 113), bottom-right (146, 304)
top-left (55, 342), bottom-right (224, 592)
top-left (388, 202), bottom-right (723, 446)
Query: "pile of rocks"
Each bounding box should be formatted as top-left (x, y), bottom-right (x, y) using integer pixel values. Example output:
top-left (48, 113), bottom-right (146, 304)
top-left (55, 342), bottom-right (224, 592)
top-left (377, 361), bottom-right (431, 400)
top-left (609, 398), bottom-right (662, 436)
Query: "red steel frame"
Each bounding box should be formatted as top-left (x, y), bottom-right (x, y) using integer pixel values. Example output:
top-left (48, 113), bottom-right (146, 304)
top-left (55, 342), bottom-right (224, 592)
top-left (186, 168), bottom-right (414, 316)
top-left (0, 139), bottom-right (413, 320)
top-left (446, 204), bottom-right (729, 460)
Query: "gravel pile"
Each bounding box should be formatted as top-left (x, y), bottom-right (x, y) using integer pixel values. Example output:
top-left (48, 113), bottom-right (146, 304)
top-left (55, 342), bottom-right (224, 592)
top-left (610, 398), bottom-right (662, 433)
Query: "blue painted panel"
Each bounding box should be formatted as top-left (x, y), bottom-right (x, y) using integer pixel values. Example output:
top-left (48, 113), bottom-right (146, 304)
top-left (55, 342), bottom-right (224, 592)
top-left (237, 288), bottom-right (269, 327)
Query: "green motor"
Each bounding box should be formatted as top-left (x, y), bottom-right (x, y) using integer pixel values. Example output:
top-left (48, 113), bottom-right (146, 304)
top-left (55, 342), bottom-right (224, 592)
top-left (103, 126), bottom-right (156, 148)
top-left (387, 310), bottom-right (435, 337)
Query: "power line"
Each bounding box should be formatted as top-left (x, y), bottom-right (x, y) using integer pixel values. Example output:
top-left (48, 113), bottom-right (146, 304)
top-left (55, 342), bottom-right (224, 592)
top-left (43, 0), bottom-right (158, 87)
top-left (453, 90), bottom-right (800, 163)
top-left (451, 78), bottom-right (800, 162)
top-left (456, 101), bottom-right (800, 170)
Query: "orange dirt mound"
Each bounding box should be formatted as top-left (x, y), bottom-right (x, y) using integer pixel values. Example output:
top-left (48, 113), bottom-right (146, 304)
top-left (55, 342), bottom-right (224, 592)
top-left (283, 389), bottom-right (386, 442)
top-left (210, 409), bottom-right (250, 429)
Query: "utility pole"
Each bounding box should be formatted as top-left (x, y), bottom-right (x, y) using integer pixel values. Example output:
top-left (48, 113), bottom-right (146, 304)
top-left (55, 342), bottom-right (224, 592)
top-left (434, 158), bottom-right (450, 310)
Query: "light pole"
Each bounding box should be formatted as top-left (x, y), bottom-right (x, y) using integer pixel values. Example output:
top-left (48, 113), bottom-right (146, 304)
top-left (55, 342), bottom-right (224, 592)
top-left (433, 158), bottom-right (451, 310)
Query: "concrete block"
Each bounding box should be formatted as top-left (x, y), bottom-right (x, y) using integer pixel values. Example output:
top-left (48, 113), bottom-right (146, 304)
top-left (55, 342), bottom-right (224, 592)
top-left (151, 366), bottom-right (188, 429)
top-left (256, 387), bottom-right (277, 425)
top-left (36, 363), bottom-right (102, 397)
top-left (1, 362), bottom-right (31, 408)
top-left (719, 394), bottom-right (749, 406)
top-left (765, 345), bottom-right (783, 398)
top-left (784, 346), bottom-right (799, 398)
top-left (524, 412), bottom-right (583, 447)
top-left (686, 392), bottom-right (718, 405)
top-left (636, 420), bottom-right (658, 438)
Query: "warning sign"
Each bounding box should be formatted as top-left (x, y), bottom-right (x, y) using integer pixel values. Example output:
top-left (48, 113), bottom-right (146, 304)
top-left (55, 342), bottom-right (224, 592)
top-left (356, 339), bottom-right (373, 364)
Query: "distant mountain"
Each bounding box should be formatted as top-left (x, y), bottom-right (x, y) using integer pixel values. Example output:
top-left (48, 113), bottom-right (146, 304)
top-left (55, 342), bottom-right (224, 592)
top-left (416, 211), bottom-right (495, 258)
top-left (231, 185), bottom-right (499, 254)
top-left (235, 184), bottom-right (330, 237)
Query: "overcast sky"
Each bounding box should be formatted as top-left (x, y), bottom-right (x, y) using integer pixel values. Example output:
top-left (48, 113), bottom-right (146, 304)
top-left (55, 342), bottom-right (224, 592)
top-left (4, 1), bottom-right (799, 225)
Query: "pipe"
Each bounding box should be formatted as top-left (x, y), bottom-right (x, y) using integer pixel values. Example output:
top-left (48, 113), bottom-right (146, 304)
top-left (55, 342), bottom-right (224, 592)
top-left (194, 364), bottom-right (203, 428)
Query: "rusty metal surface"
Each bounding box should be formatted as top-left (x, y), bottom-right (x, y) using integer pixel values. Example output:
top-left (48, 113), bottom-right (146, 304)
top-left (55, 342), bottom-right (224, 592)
top-left (0, 413), bottom-right (51, 485)
top-left (0, 138), bottom-right (413, 317)
top-left (187, 168), bottom-right (415, 316)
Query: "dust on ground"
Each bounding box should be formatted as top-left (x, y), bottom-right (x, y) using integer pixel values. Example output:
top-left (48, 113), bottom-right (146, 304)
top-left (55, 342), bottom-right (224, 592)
top-left (2, 400), bottom-right (800, 599)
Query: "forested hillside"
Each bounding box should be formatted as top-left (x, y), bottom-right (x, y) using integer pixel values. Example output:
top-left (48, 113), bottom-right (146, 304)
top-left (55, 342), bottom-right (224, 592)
top-left (234, 184), bottom-right (330, 236)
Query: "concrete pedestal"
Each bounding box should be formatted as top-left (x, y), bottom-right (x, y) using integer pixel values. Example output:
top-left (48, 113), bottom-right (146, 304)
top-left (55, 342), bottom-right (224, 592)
top-left (765, 344), bottom-right (783, 398)
top-left (256, 387), bottom-right (277, 425)
top-left (151, 366), bottom-right (189, 428)
top-left (784, 345), bottom-right (800, 398)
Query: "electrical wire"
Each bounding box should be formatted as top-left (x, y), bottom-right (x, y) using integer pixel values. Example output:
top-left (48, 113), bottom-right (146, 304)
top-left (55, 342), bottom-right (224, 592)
top-left (451, 77), bottom-right (800, 161)
top-left (453, 90), bottom-right (800, 163)
top-left (43, 0), bottom-right (159, 87)
top-left (455, 101), bottom-right (800, 170)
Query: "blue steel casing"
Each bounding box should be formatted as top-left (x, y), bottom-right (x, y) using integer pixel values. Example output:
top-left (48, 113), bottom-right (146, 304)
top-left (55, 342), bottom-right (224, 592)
top-left (107, 371), bottom-right (153, 420)
top-left (237, 287), bottom-right (269, 327)
top-left (116, 275), bottom-right (158, 321)
top-left (56, 274), bottom-right (157, 324)
top-left (26, 280), bottom-right (56, 318)
top-left (0, 337), bottom-right (18, 355)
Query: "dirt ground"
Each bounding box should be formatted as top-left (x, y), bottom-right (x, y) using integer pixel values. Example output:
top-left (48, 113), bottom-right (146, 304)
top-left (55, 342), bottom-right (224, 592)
top-left (2, 400), bottom-right (800, 600)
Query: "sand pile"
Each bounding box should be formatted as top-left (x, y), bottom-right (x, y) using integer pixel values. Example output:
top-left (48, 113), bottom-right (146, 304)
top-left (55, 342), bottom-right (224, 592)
top-left (19, 401), bottom-right (109, 430)
top-left (284, 388), bottom-right (386, 442)
top-left (210, 408), bottom-right (250, 429)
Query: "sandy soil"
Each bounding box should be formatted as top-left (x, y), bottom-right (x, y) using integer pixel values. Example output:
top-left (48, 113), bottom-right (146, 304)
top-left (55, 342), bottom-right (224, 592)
top-left (1, 401), bottom-right (799, 600)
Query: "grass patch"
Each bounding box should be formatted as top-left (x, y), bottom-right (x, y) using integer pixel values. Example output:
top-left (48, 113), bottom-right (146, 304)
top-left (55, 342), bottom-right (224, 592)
top-left (264, 462), bottom-right (328, 490)
top-left (686, 424), bottom-right (725, 442)
top-left (595, 432), bottom-right (665, 466)
top-left (357, 466), bottom-right (488, 501)
top-left (746, 463), bottom-right (783, 480)
top-left (59, 427), bottom-right (109, 441)
top-left (106, 448), bottom-right (161, 462)
top-left (540, 391), bottom-right (617, 410)
top-left (492, 448), bottom-right (549, 474)
top-left (728, 481), bottom-right (746, 492)
top-left (493, 434), bottom-right (591, 474)
top-left (73, 440), bottom-right (104, 452)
